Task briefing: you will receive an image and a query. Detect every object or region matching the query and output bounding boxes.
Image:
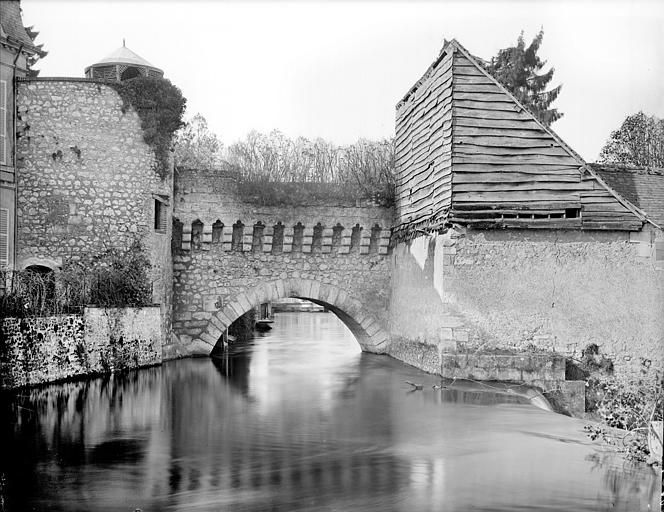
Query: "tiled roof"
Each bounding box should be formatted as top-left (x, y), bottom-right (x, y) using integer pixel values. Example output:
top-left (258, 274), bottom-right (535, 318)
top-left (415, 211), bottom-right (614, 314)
top-left (0, 1), bottom-right (40, 52)
top-left (590, 164), bottom-right (664, 227)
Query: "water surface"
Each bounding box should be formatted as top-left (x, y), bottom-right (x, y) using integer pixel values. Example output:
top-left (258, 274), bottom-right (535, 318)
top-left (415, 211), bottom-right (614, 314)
top-left (1, 312), bottom-right (660, 511)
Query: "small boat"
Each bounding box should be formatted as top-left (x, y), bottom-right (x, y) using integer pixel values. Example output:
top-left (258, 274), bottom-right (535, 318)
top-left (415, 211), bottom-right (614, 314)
top-left (255, 319), bottom-right (274, 331)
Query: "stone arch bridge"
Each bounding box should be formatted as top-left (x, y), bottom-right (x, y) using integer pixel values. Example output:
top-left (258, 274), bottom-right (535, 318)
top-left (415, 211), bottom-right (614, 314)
top-left (168, 170), bottom-right (393, 358)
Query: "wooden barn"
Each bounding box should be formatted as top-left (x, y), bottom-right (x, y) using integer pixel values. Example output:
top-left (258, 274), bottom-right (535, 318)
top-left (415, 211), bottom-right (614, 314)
top-left (394, 39), bottom-right (654, 238)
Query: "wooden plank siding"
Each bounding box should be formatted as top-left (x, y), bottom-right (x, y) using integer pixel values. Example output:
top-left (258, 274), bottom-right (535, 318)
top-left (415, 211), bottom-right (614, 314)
top-left (394, 49), bottom-right (454, 229)
top-left (394, 40), bottom-right (645, 236)
top-left (448, 48), bottom-right (642, 230)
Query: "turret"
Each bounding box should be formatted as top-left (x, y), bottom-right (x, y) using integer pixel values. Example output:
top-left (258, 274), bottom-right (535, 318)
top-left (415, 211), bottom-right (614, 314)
top-left (84, 40), bottom-right (163, 81)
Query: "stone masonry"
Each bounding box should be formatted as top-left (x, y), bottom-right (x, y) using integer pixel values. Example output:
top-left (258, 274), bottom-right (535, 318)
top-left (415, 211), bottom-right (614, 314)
top-left (14, 78), bottom-right (173, 333)
top-left (387, 228), bottom-right (663, 380)
top-left (1, 306), bottom-right (162, 388)
top-left (170, 169), bottom-right (393, 358)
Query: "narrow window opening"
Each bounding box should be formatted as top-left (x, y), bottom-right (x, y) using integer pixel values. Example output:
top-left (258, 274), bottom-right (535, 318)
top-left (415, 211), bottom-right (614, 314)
top-left (191, 220), bottom-right (203, 250)
top-left (312, 223), bottom-right (324, 253)
top-left (171, 217), bottom-right (183, 252)
top-left (252, 222), bottom-right (265, 252)
top-left (232, 220), bottom-right (244, 252)
top-left (350, 224), bottom-right (363, 253)
top-left (154, 199), bottom-right (167, 232)
top-left (121, 66), bottom-right (141, 81)
top-left (212, 220), bottom-right (224, 243)
top-left (272, 222), bottom-right (284, 254)
top-left (565, 208), bottom-right (581, 219)
top-left (293, 222), bottom-right (304, 252)
top-left (332, 223), bottom-right (344, 251)
top-left (369, 224), bottom-right (381, 254)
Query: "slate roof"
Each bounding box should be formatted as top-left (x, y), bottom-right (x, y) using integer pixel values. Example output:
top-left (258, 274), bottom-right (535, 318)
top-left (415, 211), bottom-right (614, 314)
top-left (0, 1), bottom-right (43, 54)
top-left (590, 164), bottom-right (664, 228)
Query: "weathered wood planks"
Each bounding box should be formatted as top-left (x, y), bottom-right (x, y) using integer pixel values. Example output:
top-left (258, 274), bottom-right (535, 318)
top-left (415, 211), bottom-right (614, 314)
top-left (395, 48), bottom-right (454, 226)
top-left (394, 40), bottom-right (645, 233)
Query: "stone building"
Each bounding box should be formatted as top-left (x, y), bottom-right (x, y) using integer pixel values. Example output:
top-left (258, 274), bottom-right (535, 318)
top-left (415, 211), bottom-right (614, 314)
top-left (389, 39), bottom-right (663, 379)
top-left (6, 5), bottom-right (175, 337)
top-left (0, 0), bottom-right (46, 272)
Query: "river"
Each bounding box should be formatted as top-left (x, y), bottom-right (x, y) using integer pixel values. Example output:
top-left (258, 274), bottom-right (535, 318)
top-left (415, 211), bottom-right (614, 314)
top-left (1, 312), bottom-right (660, 511)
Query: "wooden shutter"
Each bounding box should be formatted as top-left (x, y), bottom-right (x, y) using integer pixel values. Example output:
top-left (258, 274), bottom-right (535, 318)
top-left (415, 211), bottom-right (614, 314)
top-left (0, 80), bottom-right (6, 165)
top-left (154, 199), bottom-right (167, 232)
top-left (0, 208), bottom-right (8, 267)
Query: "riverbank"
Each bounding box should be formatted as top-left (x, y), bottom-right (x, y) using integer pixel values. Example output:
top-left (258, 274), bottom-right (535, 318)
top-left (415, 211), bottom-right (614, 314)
top-left (1, 312), bottom-right (659, 511)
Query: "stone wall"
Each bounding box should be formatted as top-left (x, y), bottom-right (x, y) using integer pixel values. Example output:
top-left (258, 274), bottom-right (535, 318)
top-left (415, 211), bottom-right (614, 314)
top-left (0, 306), bottom-right (162, 388)
top-left (170, 169), bottom-right (393, 358)
top-left (387, 227), bottom-right (663, 380)
top-left (14, 79), bottom-right (173, 325)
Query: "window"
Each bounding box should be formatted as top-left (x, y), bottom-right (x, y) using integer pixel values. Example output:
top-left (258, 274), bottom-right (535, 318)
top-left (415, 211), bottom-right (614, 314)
top-left (154, 198), bottom-right (167, 232)
top-left (655, 241), bottom-right (664, 263)
top-left (0, 208), bottom-right (8, 267)
top-left (0, 80), bottom-right (6, 165)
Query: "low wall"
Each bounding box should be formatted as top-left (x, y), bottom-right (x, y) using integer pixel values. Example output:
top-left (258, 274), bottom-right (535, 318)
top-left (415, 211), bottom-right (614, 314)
top-left (0, 307), bottom-right (162, 389)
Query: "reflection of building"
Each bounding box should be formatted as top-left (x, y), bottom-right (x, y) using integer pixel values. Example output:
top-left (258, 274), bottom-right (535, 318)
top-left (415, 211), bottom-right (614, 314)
top-left (85, 40), bottom-right (164, 81)
top-left (0, 1), bottom-right (46, 271)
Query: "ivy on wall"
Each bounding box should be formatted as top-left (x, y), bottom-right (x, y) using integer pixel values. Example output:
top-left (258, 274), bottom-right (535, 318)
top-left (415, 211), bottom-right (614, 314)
top-left (110, 77), bottom-right (186, 179)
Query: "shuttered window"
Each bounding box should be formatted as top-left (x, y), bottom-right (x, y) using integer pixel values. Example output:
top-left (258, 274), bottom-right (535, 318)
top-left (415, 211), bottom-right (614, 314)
top-left (0, 80), bottom-right (6, 165)
top-left (154, 198), bottom-right (167, 232)
top-left (0, 208), bottom-right (8, 267)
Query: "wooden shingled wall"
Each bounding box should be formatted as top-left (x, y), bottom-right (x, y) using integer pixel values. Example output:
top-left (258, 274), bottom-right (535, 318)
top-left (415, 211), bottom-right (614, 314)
top-left (394, 48), bottom-right (454, 232)
top-left (394, 40), bottom-right (644, 235)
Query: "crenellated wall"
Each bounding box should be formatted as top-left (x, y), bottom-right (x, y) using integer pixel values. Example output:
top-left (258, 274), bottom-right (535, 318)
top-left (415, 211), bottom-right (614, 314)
top-left (169, 169), bottom-right (394, 358)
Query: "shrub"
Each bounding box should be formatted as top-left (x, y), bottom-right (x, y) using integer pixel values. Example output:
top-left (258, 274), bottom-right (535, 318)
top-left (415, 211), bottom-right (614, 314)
top-left (0, 240), bottom-right (153, 319)
top-left (584, 358), bottom-right (663, 465)
top-left (110, 77), bottom-right (186, 179)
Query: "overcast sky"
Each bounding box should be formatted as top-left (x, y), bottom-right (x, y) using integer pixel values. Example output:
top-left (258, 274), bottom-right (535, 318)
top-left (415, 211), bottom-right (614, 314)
top-left (21, 0), bottom-right (664, 161)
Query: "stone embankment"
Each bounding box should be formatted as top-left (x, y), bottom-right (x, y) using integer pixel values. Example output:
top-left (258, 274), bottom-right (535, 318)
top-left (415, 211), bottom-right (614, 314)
top-left (1, 307), bottom-right (162, 389)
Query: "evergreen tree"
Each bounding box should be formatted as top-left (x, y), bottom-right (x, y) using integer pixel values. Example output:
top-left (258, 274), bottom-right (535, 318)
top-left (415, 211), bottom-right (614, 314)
top-left (486, 30), bottom-right (563, 126)
top-left (599, 112), bottom-right (664, 168)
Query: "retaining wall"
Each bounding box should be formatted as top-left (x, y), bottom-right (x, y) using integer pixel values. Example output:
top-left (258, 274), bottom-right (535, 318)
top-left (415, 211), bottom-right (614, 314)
top-left (0, 306), bottom-right (162, 388)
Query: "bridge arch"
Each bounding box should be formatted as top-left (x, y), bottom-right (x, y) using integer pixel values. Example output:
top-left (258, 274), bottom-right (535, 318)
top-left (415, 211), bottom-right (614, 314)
top-left (196, 279), bottom-right (388, 354)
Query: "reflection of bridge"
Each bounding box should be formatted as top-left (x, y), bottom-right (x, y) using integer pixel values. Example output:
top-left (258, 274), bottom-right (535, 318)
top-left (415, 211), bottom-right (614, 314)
top-left (169, 170), bottom-right (393, 358)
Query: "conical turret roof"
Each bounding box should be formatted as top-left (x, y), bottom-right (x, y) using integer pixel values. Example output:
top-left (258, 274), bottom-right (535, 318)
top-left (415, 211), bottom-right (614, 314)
top-left (85, 41), bottom-right (163, 77)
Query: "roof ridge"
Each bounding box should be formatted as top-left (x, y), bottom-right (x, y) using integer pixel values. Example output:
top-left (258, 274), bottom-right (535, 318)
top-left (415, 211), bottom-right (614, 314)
top-left (589, 163), bottom-right (664, 175)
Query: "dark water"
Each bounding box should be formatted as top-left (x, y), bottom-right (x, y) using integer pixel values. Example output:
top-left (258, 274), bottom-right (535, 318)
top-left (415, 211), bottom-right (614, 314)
top-left (1, 312), bottom-right (660, 511)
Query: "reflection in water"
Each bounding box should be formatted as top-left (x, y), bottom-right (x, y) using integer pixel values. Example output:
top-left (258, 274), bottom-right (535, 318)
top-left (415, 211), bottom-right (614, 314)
top-left (1, 312), bottom-right (660, 511)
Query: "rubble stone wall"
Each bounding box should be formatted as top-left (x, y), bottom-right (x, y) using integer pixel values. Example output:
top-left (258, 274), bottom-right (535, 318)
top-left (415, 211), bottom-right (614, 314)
top-left (15, 79), bottom-right (173, 327)
top-left (1, 306), bottom-right (162, 389)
